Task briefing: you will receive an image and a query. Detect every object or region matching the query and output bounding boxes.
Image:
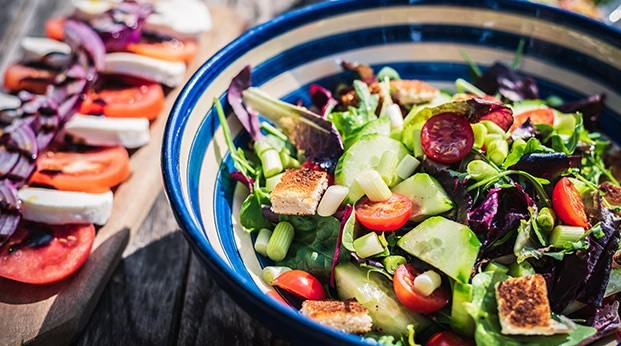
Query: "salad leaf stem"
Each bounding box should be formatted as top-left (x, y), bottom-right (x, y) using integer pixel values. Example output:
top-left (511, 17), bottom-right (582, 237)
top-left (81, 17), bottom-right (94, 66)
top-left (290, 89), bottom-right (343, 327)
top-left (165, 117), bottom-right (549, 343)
top-left (260, 122), bottom-right (288, 142)
top-left (214, 97), bottom-right (256, 177)
top-left (511, 39), bottom-right (526, 70)
top-left (460, 50), bottom-right (482, 78)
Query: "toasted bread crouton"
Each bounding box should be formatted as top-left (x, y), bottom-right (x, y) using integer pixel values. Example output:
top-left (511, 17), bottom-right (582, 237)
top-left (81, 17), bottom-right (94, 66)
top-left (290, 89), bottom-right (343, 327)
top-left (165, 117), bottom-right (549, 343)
top-left (495, 274), bottom-right (569, 335)
top-left (301, 300), bottom-right (372, 334)
top-left (389, 79), bottom-right (439, 105)
top-left (270, 168), bottom-right (328, 215)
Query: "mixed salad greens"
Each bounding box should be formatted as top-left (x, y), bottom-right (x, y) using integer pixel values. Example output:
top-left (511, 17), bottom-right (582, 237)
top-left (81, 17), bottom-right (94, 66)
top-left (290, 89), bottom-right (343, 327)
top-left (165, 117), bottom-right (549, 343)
top-left (216, 47), bottom-right (621, 345)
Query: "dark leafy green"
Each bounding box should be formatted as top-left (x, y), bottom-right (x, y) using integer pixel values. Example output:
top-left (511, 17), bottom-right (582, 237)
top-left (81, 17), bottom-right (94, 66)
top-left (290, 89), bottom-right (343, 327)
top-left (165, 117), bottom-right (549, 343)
top-left (239, 187), bottom-right (271, 232)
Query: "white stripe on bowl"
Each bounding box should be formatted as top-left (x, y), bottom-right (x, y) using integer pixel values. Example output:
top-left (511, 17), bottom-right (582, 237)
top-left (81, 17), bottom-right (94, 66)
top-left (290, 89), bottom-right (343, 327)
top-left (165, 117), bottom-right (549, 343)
top-left (196, 42), bottom-right (620, 291)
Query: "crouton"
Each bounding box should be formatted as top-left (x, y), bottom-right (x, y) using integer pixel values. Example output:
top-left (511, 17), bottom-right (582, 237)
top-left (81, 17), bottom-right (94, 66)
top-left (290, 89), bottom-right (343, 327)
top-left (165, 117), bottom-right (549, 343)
top-left (389, 79), bottom-right (439, 105)
top-left (495, 274), bottom-right (569, 335)
top-left (300, 300), bottom-right (372, 334)
top-left (270, 168), bottom-right (328, 215)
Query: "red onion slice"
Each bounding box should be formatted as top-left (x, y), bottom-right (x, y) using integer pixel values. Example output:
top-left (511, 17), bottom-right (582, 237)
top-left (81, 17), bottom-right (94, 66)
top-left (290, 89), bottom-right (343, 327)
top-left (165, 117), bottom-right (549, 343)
top-left (0, 179), bottom-right (21, 247)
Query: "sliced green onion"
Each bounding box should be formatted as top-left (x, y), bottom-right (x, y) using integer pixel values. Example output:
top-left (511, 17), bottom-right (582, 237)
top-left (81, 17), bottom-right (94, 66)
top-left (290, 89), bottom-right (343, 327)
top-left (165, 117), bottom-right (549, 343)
top-left (549, 225), bottom-right (585, 248)
top-left (377, 66), bottom-right (400, 81)
top-left (356, 170), bottom-right (392, 202)
top-left (455, 78), bottom-right (485, 97)
top-left (260, 149), bottom-right (283, 178)
top-left (254, 228), bottom-right (273, 256)
top-left (484, 261), bottom-right (509, 274)
top-left (265, 173), bottom-right (284, 192)
top-left (260, 122), bottom-right (288, 142)
top-left (386, 104), bottom-right (404, 129)
top-left (481, 120), bottom-right (506, 135)
top-left (353, 232), bottom-right (385, 258)
top-left (383, 255), bottom-right (407, 275)
top-left (279, 151), bottom-right (300, 169)
top-left (266, 221), bottom-right (295, 261)
top-left (317, 185), bottom-right (349, 217)
top-left (347, 180), bottom-right (366, 204)
top-left (509, 261), bottom-right (535, 277)
top-left (471, 123), bottom-right (488, 149)
top-left (253, 140), bottom-right (272, 156)
top-left (536, 207), bottom-right (556, 234)
top-left (376, 151), bottom-right (399, 186)
top-left (396, 154), bottom-right (420, 180)
top-left (261, 266), bottom-right (291, 285)
top-left (486, 138), bottom-right (509, 166)
top-left (413, 270), bottom-right (442, 296)
top-left (467, 160), bottom-right (497, 181)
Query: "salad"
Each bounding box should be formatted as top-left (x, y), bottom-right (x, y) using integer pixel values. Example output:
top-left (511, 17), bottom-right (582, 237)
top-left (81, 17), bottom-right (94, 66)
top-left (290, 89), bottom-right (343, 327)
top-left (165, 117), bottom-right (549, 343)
top-left (0, 0), bottom-right (210, 285)
top-left (217, 45), bottom-right (621, 346)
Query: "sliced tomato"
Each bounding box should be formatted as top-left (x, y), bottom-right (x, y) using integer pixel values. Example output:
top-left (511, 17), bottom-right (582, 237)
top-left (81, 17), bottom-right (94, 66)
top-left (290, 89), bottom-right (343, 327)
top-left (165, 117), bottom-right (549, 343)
top-left (45, 17), bottom-right (66, 41)
top-left (29, 146), bottom-right (131, 193)
top-left (0, 223), bottom-right (95, 284)
top-left (3, 63), bottom-right (58, 94)
top-left (355, 193), bottom-right (413, 231)
top-left (393, 264), bottom-right (449, 313)
top-left (127, 39), bottom-right (198, 63)
top-left (272, 269), bottom-right (326, 300)
top-left (511, 107), bottom-right (554, 132)
top-left (425, 331), bottom-right (475, 346)
top-left (552, 177), bottom-right (589, 228)
top-left (421, 112), bottom-right (474, 164)
top-left (79, 78), bottom-right (165, 119)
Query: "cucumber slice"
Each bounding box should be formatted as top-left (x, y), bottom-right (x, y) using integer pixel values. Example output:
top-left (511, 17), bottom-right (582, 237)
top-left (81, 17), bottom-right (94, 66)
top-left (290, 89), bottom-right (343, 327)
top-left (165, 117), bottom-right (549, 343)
top-left (451, 282), bottom-right (475, 337)
top-left (335, 134), bottom-right (409, 192)
top-left (344, 116), bottom-right (391, 149)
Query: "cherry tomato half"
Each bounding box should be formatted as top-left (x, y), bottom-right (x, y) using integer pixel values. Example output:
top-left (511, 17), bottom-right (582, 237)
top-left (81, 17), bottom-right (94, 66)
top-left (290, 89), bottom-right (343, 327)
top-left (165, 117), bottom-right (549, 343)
top-left (425, 331), bottom-right (475, 346)
top-left (355, 193), bottom-right (413, 231)
top-left (393, 264), bottom-right (449, 313)
top-left (29, 146), bottom-right (131, 193)
top-left (3, 63), bottom-right (57, 94)
top-left (421, 112), bottom-right (474, 164)
top-left (0, 223), bottom-right (95, 284)
top-left (127, 39), bottom-right (198, 63)
top-left (272, 269), bottom-right (326, 300)
top-left (552, 177), bottom-right (589, 228)
top-left (79, 78), bottom-right (165, 119)
top-left (510, 106), bottom-right (554, 132)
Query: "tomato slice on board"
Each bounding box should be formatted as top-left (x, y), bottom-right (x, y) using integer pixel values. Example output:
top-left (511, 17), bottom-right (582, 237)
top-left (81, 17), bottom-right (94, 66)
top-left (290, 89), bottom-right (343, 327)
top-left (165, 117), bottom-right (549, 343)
top-left (510, 107), bottom-right (554, 132)
top-left (79, 78), bottom-right (165, 119)
top-left (29, 146), bottom-right (130, 193)
top-left (45, 17), bottom-right (66, 41)
top-left (0, 223), bottom-right (95, 285)
top-left (421, 112), bottom-right (474, 164)
top-left (3, 63), bottom-right (58, 94)
top-left (393, 264), bottom-right (449, 313)
top-left (355, 193), bottom-right (413, 231)
top-left (425, 331), bottom-right (475, 346)
top-left (552, 177), bottom-right (589, 228)
top-left (272, 269), bottom-right (326, 300)
top-left (127, 39), bottom-right (198, 63)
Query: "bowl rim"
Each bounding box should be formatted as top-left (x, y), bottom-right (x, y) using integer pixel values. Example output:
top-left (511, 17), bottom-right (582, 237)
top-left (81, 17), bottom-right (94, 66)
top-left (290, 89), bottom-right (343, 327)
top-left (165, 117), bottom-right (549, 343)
top-left (162, 0), bottom-right (621, 344)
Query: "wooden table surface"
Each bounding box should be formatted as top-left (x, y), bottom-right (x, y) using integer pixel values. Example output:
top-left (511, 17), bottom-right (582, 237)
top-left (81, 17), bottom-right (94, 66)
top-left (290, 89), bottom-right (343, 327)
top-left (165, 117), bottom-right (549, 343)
top-left (0, 0), bottom-right (312, 345)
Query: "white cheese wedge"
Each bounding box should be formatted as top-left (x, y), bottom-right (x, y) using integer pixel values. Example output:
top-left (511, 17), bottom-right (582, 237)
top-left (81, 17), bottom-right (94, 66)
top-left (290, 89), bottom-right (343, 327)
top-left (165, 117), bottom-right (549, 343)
top-left (21, 37), bottom-right (71, 61)
top-left (144, 0), bottom-right (212, 40)
top-left (0, 93), bottom-right (20, 110)
top-left (64, 115), bottom-right (150, 149)
top-left (104, 52), bottom-right (186, 87)
top-left (19, 187), bottom-right (113, 225)
top-left (71, 0), bottom-right (120, 20)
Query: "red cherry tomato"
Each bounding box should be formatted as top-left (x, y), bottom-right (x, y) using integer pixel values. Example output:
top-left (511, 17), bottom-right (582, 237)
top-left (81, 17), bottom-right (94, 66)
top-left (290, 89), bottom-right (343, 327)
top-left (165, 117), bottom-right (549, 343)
top-left (3, 63), bottom-right (58, 94)
top-left (421, 112), bottom-right (474, 164)
top-left (425, 331), bottom-right (475, 346)
top-left (0, 223), bottom-right (95, 284)
top-left (393, 264), bottom-right (449, 313)
top-left (355, 193), bottom-right (413, 231)
top-left (29, 146), bottom-right (131, 193)
top-left (552, 177), bottom-right (589, 228)
top-left (79, 77), bottom-right (165, 119)
top-left (272, 270), bottom-right (326, 300)
top-left (511, 107), bottom-right (554, 131)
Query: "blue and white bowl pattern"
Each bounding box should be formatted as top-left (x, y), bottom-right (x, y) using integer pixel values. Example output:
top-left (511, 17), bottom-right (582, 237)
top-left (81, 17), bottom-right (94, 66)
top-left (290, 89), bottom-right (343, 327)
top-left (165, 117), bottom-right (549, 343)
top-left (163, 1), bottom-right (621, 344)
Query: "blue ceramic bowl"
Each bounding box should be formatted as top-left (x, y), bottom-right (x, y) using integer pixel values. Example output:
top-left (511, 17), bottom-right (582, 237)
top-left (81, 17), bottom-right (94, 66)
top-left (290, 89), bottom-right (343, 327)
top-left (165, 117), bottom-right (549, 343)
top-left (162, 1), bottom-right (621, 344)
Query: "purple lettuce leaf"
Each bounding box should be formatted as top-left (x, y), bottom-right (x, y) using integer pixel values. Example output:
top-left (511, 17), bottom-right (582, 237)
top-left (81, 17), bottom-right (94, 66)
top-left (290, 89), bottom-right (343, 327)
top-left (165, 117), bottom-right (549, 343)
top-left (579, 300), bottom-right (621, 345)
top-left (474, 62), bottom-right (539, 101)
top-left (229, 171), bottom-right (254, 193)
top-left (511, 118), bottom-right (537, 140)
top-left (420, 159), bottom-right (472, 224)
top-left (309, 84), bottom-right (337, 118)
top-left (555, 93), bottom-right (606, 132)
top-left (511, 153), bottom-right (582, 179)
top-left (339, 60), bottom-right (375, 84)
top-left (242, 87), bottom-right (344, 169)
top-left (227, 66), bottom-right (265, 142)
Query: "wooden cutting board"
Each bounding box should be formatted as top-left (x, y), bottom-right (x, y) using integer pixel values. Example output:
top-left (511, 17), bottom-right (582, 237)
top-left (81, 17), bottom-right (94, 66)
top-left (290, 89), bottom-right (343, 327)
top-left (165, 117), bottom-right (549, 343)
top-left (0, 6), bottom-right (246, 345)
